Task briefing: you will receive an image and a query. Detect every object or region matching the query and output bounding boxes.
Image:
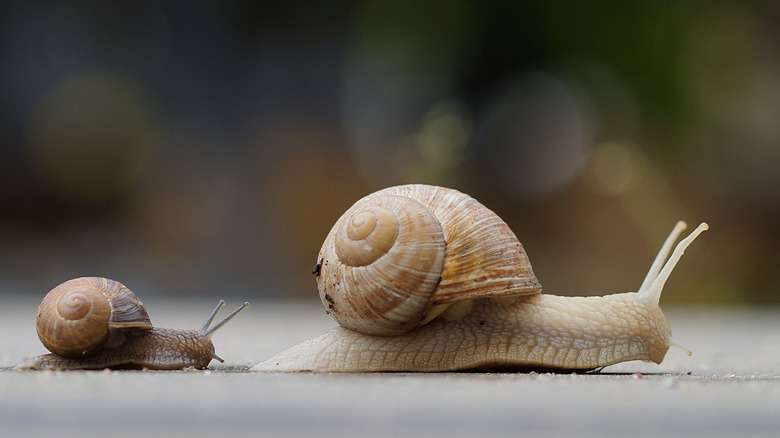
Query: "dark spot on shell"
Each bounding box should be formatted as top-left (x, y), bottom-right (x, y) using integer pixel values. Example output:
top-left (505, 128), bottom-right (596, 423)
top-left (479, 320), bottom-right (485, 325)
top-left (324, 294), bottom-right (335, 310)
top-left (312, 258), bottom-right (324, 276)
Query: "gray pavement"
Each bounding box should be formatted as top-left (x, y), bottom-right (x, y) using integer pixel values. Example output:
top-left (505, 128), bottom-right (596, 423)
top-left (1, 296), bottom-right (778, 437)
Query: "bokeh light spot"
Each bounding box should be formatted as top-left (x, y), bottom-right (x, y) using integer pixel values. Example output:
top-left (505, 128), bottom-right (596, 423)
top-left (25, 71), bottom-right (160, 201)
top-left (402, 100), bottom-right (471, 184)
top-left (585, 141), bottom-right (648, 196)
top-left (476, 72), bottom-right (591, 197)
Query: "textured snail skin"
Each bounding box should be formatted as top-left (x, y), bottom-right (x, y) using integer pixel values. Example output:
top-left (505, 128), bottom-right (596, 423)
top-left (18, 328), bottom-right (216, 370)
top-left (255, 293), bottom-right (670, 372)
top-left (253, 185), bottom-right (707, 373)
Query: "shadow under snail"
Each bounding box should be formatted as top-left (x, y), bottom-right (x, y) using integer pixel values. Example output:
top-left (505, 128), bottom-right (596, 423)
top-left (253, 184), bottom-right (708, 372)
top-left (18, 277), bottom-right (249, 370)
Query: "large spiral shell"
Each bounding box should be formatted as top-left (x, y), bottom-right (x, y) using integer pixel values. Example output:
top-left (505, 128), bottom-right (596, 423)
top-left (315, 184), bottom-right (542, 336)
top-left (35, 277), bottom-right (153, 358)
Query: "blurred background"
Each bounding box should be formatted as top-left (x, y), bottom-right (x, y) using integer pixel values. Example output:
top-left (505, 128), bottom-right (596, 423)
top-left (0, 0), bottom-right (777, 306)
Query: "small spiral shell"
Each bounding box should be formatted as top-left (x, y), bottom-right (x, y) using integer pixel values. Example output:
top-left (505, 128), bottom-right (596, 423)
top-left (316, 184), bottom-right (542, 336)
top-left (35, 277), bottom-right (153, 358)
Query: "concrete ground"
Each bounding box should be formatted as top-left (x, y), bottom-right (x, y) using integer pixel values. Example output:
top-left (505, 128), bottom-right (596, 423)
top-left (1, 296), bottom-right (778, 437)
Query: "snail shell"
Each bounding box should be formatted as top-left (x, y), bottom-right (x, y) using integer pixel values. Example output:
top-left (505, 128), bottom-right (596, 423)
top-left (316, 184), bottom-right (541, 335)
top-left (35, 277), bottom-right (152, 358)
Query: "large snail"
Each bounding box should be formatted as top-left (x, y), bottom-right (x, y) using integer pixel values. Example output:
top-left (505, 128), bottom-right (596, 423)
top-left (254, 184), bottom-right (707, 372)
top-left (18, 277), bottom-right (249, 370)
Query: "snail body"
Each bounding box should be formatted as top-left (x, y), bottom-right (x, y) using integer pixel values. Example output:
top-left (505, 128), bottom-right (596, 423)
top-left (19, 277), bottom-right (248, 370)
top-left (254, 184), bottom-right (707, 372)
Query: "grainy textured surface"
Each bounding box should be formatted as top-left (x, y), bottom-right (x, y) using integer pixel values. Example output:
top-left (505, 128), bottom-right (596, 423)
top-left (1, 296), bottom-right (778, 438)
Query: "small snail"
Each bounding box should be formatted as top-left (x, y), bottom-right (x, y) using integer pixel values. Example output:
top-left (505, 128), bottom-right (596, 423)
top-left (18, 277), bottom-right (249, 370)
top-left (254, 184), bottom-right (707, 372)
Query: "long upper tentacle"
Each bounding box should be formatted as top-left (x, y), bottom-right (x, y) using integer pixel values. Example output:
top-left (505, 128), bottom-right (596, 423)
top-left (639, 222), bottom-right (708, 306)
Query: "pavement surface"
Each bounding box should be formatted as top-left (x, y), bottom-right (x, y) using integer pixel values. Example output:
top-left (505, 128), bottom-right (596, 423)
top-left (1, 295), bottom-right (778, 437)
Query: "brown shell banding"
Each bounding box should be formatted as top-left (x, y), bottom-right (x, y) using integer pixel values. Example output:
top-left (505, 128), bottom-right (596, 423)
top-left (385, 185), bottom-right (542, 304)
top-left (35, 277), bottom-right (152, 359)
top-left (102, 278), bottom-right (152, 330)
top-left (317, 184), bottom-right (542, 337)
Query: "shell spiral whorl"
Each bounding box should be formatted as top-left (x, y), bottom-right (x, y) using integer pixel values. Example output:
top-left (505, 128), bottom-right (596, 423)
top-left (335, 205), bottom-right (401, 267)
top-left (56, 289), bottom-right (99, 321)
top-left (35, 277), bottom-right (152, 359)
top-left (323, 194), bottom-right (446, 335)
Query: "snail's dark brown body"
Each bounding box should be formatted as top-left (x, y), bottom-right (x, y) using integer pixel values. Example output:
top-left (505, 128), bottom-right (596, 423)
top-left (25, 327), bottom-right (215, 370)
